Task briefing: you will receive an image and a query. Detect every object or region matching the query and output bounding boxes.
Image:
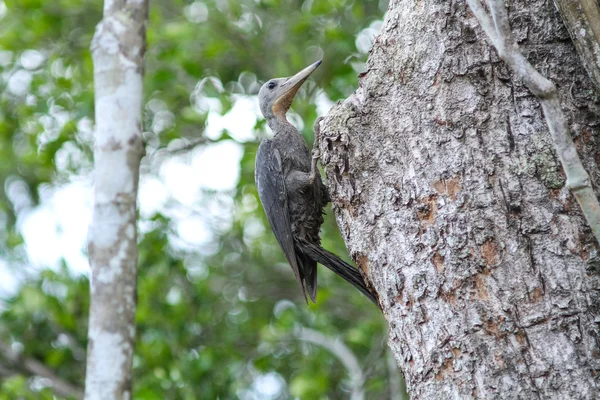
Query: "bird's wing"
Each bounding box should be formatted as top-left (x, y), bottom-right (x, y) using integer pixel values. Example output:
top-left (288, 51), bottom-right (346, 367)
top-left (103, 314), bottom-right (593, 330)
top-left (255, 140), bottom-right (307, 302)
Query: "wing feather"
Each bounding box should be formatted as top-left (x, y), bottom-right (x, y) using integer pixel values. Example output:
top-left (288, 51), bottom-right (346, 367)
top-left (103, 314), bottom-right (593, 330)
top-left (255, 140), bottom-right (307, 302)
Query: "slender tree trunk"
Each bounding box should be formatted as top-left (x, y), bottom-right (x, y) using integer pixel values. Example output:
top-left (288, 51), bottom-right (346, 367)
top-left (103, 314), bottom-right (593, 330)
top-left (85, 1), bottom-right (147, 398)
top-left (320, 0), bottom-right (600, 398)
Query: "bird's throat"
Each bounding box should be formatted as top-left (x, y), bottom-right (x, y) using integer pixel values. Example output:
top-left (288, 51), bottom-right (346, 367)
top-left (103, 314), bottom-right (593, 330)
top-left (271, 80), bottom-right (304, 121)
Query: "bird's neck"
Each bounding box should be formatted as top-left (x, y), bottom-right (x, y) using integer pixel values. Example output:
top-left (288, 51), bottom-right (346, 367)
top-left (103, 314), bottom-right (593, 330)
top-left (266, 116), bottom-right (298, 136)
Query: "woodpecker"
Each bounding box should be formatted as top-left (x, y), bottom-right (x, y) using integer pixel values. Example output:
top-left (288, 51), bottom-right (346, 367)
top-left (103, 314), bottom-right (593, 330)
top-left (255, 60), bottom-right (377, 304)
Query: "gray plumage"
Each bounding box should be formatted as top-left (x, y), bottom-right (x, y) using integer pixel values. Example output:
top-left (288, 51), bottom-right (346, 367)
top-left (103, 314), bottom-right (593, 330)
top-left (255, 60), bottom-right (377, 304)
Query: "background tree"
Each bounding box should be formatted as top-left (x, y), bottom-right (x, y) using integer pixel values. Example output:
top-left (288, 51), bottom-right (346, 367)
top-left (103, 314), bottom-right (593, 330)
top-left (0, 0), bottom-right (401, 399)
top-left (319, 0), bottom-right (600, 397)
top-left (85, 0), bottom-right (148, 398)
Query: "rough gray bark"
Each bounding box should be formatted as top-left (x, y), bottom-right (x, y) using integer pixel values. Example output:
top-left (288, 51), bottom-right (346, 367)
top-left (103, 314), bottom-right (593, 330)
top-left (85, 1), bottom-right (148, 399)
top-left (554, 0), bottom-right (600, 91)
top-left (467, 0), bottom-right (600, 249)
top-left (320, 0), bottom-right (600, 398)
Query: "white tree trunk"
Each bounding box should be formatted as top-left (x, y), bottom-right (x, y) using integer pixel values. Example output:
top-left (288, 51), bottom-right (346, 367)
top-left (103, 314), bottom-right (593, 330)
top-left (320, 0), bottom-right (600, 398)
top-left (85, 1), bottom-right (147, 399)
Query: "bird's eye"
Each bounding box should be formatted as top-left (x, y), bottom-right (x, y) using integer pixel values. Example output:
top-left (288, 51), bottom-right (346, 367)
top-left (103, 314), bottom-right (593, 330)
top-left (267, 81), bottom-right (276, 90)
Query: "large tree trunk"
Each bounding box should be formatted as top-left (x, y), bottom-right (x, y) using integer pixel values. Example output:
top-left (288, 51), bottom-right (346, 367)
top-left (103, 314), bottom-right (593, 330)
top-left (85, 1), bottom-right (148, 399)
top-left (320, 0), bottom-right (600, 398)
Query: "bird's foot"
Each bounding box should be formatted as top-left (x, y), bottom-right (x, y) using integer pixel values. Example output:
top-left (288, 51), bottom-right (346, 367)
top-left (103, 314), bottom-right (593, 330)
top-left (311, 117), bottom-right (325, 183)
top-left (313, 116), bottom-right (325, 141)
top-left (310, 149), bottom-right (321, 183)
top-left (312, 148), bottom-right (321, 160)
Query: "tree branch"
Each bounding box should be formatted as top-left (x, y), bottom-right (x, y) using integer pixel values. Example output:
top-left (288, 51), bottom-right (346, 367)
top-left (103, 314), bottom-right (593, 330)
top-left (0, 339), bottom-right (84, 399)
top-left (386, 350), bottom-right (407, 400)
top-left (294, 326), bottom-right (365, 400)
top-left (467, 0), bottom-right (600, 244)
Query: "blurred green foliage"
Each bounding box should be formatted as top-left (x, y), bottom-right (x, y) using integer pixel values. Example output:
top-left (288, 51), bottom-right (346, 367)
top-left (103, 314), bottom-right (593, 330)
top-left (0, 0), bottom-right (404, 398)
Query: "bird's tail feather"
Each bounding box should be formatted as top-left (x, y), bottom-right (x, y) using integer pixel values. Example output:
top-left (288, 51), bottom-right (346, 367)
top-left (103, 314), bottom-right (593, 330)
top-left (297, 241), bottom-right (378, 304)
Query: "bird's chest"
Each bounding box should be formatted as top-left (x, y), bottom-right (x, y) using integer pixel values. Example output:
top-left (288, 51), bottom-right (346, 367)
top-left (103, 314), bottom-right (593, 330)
top-left (274, 134), bottom-right (311, 173)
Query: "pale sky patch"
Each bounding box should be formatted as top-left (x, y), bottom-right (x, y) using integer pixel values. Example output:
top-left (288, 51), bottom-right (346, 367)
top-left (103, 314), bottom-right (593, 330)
top-left (204, 96), bottom-right (259, 142)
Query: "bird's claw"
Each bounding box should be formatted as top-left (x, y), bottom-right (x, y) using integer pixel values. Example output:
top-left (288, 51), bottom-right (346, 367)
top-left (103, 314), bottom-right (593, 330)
top-left (310, 149), bottom-right (321, 183)
top-left (310, 117), bottom-right (325, 184)
top-left (314, 116), bottom-right (325, 137)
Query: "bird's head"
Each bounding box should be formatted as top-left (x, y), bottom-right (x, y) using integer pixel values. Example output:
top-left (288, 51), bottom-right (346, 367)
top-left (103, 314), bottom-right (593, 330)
top-left (258, 60), bottom-right (321, 123)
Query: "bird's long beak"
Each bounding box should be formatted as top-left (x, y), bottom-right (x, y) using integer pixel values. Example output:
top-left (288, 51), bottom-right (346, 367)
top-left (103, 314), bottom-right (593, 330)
top-left (272, 60), bottom-right (322, 119)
